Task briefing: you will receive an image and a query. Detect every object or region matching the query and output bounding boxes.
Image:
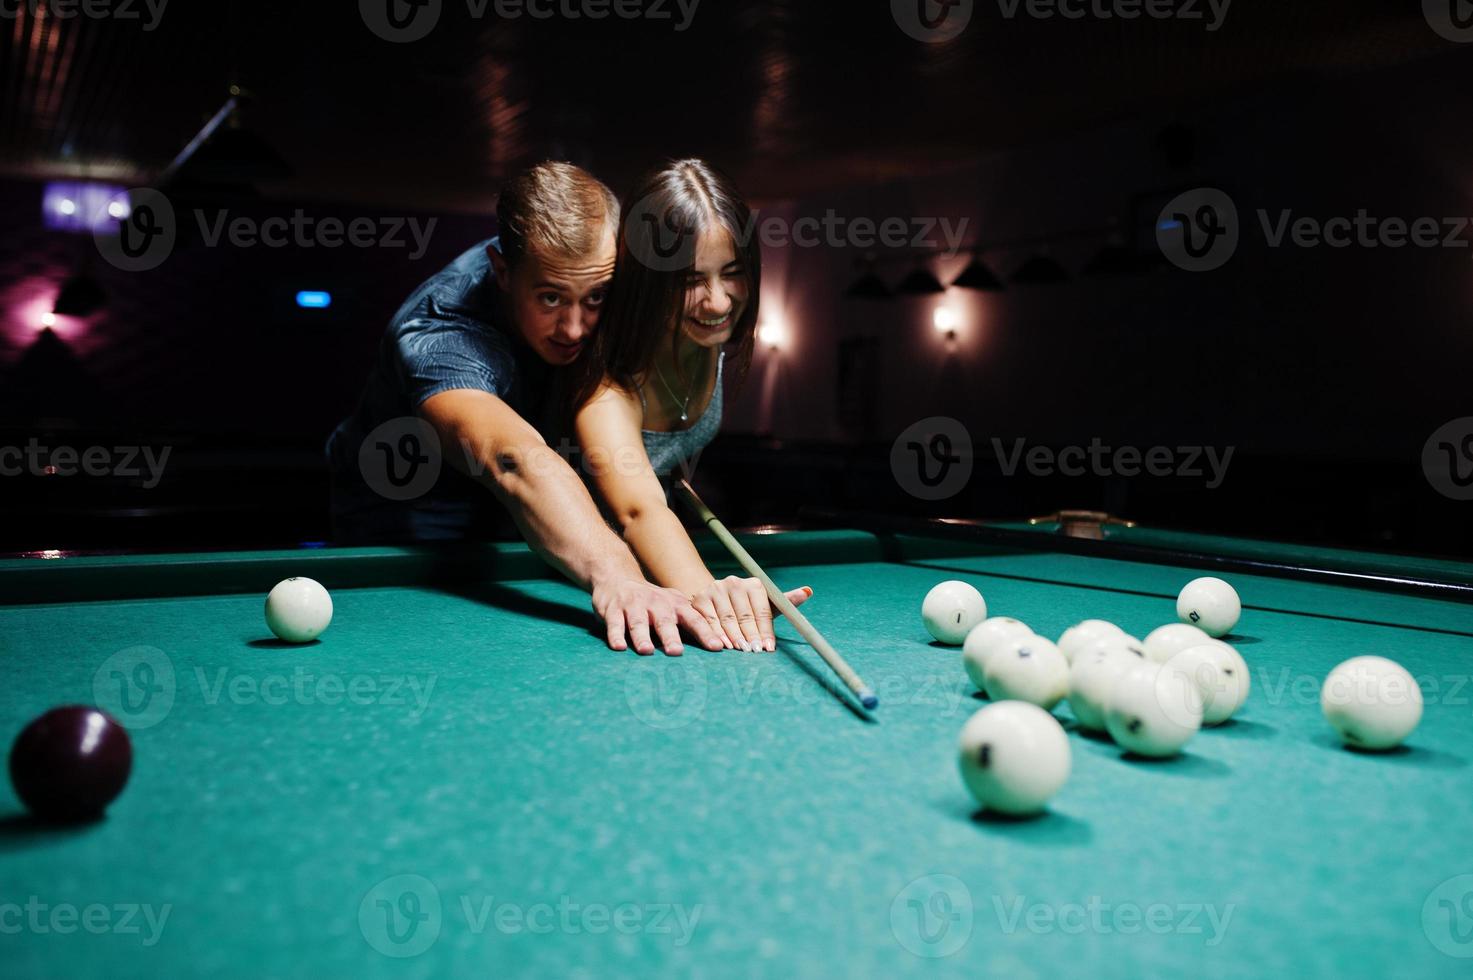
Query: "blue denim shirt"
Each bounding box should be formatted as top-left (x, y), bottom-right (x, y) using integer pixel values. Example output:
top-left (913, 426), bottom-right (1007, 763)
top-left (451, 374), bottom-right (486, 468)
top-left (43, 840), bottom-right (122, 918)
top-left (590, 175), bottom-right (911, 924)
top-left (326, 239), bottom-right (549, 542)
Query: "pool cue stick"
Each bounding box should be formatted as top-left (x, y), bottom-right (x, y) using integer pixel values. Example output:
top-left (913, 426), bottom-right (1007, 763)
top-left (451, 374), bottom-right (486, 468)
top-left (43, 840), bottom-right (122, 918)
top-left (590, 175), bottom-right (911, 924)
top-left (674, 479), bottom-right (879, 710)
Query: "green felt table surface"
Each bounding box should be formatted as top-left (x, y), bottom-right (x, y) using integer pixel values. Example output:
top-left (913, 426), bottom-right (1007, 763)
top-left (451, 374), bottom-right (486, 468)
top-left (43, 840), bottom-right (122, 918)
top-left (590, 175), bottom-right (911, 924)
top-left (1, 530), bottom-right (1471, 978)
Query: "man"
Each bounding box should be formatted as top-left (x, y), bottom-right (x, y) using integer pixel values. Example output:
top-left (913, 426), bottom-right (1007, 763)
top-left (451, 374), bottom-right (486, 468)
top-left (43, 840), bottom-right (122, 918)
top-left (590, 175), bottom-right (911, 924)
top-left (327, 161), bottom-right (722, 656)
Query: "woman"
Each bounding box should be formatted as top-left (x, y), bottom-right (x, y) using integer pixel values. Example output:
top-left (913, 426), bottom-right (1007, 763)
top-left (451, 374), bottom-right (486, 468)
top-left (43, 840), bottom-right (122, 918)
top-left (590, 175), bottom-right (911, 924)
top-left (566, 159), bottom-right (810, 652)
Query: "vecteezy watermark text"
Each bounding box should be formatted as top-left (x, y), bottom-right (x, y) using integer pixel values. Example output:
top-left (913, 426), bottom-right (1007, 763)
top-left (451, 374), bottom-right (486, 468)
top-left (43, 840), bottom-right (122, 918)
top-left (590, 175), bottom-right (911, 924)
top-left (993, 438), bottom-right (1234, 488)
top-left (1158, 188), bottom-right (1473, 272)
top-left (0, 439), bottom-right (170, 488)
top-left (621, 200), bottom-right (970, 272)
top-left (0, 898), bottom-right (171, 946)
top-left (195, 667), bottom-right (437, 717)
top-left (995, 0), bottom-right (1231, 32)
top-left (992, 895), bottom-right (1236, 944)
top-left (92, 647), bottom-right (440, 730)
top-left (196, 211), bottom-right (437, 260)
top-left (357, 875), bottom-right (702, 958)
top-left (359, 0), bottom-right (701, 43)
top-left (0, 0), bottom-right (169, 30)
top-left (1259, 210), bottom-right (1470, 250)
top-left (93, 189), bottom-right (439, 272)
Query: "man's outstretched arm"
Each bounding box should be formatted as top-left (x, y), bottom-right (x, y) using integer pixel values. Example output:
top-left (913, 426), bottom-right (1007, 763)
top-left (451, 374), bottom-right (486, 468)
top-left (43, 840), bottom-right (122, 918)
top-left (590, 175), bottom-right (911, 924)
top-left (419, 388), bottom-right (722, 655)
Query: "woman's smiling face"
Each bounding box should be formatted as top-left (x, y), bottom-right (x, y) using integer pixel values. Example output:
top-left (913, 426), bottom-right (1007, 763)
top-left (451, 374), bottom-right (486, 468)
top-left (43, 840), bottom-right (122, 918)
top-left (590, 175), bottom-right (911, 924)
top-left (676, 227), bottom-right (747, 348)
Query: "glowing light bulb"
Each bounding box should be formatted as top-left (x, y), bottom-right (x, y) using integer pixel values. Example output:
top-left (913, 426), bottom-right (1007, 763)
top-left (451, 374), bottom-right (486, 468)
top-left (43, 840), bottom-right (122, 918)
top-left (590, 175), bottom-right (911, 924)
top-left (933, 306), bottom-right (959, 337)
top-left (757, 319), bottom-right (787, 350)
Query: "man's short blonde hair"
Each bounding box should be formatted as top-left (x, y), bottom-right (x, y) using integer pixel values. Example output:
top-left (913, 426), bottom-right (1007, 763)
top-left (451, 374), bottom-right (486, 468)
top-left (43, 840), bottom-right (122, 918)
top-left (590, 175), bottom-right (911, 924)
top-left (496, 161), bottom-right (619, 268)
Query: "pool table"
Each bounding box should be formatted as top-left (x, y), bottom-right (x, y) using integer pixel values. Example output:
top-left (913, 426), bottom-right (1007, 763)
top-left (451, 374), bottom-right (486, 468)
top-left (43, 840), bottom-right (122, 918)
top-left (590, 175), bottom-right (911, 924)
top-left (2, 524), bottom-right (1471, 978)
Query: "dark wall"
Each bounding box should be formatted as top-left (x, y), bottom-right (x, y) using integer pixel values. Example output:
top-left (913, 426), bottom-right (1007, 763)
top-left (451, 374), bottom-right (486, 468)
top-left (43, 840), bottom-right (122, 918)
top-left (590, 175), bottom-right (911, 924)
top-left (731, 51), bottom-right (1471, 458)
top-left (0, 182), bottom-right (495, 437)
top-left (1, 47), bottom-right (1469, 554)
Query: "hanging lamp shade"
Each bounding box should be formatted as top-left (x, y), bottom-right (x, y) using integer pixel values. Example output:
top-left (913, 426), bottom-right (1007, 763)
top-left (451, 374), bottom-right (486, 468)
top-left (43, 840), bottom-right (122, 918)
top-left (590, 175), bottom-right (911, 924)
top-left (951, 256), bottom-right (1005, 291)
top-left (894, 266), bottom-right (946, 295)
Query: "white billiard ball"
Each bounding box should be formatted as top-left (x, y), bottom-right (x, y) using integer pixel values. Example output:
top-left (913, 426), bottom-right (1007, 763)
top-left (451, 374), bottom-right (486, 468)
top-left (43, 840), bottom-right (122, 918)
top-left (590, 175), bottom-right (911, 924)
top-left (1166, 641), bottom-right (1250, 726)
top-left (982, 635), bottom-right (1069, 711)
top-left (1143, 622), bottom-right (1212, 665)
top-left (958, 701), bottom-right (1070, 816)
top-left (1056, 620), bottom-right (1127, 664)
top-left (1104, 662), bottom-right (1203, 757)
top-left (1067, 640), bottom-right (1143, 731)
top-left (1177, 577), bottom-right (1241, 637)
top-left (922, 581), bottom-right (987, 645)
top-left (1320, 656), bottom-right (1423, 751)
top-left (265, 577), bottom-right (334, 643)
top-left (962, 617), bottom-right (1032, 692)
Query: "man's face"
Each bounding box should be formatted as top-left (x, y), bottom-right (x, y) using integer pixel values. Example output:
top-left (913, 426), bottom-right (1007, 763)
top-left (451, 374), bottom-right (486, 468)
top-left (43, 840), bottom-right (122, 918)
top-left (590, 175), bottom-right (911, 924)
top-left (491, 227), bottom-right (616, 365)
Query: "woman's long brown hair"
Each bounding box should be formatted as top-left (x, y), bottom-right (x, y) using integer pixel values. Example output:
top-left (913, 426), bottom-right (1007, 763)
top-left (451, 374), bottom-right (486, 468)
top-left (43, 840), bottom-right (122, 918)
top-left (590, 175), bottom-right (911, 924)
top-left (564, 158), bottom-right (760, 422)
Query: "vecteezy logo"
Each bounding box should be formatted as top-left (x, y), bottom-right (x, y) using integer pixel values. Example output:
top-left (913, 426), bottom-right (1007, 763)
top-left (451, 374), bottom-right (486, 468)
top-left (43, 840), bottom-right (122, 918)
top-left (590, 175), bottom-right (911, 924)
top-left (1424, 0), bottom-right (1473, 43)
top-left (1423, 874), bottom-right (1473, 957)
top-left (92, 646), bottom-right (176, 730)
top-left (1156, 188), bottom-right (1240, 272)
top-left (360, 0), bottom-right (442, 43)
top-left (891, 417), bottom-right (973, 501)
top-left (624, 662), bottom-right (709, 730)
top-left (892, 0), bottom-right (974, 43)
top-left (1423, 417), bottom-right (1473, 501)
top-left (890, 874), bottom-right (973, 957)
top-left (93, 188), bottom-right (176, 272)
top-left (359, 875), bottom-right (442, 957)
top-left (623, 194), bottom-right (699, 273)
top-left (359, 417), bottom-right (442, 502)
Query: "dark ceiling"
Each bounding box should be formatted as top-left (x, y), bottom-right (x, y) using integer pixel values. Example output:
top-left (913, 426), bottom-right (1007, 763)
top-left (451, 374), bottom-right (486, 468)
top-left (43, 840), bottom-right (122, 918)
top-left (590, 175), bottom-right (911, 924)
top-left (0, 1), bottom-right (1458, 212)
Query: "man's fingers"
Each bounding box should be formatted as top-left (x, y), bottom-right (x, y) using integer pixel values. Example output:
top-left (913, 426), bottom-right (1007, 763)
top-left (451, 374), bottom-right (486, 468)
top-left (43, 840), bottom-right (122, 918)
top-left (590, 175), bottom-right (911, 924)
top-left (626, 608), bottom-right (656, 656)
top-left (690, 596), bottom-right (724, 651)
top-left (652, 608), bottom-right (684, 657)
top-left (604, 606), bottom-right (628, 652)
top-left (678, 603), bottom-right (724, 651)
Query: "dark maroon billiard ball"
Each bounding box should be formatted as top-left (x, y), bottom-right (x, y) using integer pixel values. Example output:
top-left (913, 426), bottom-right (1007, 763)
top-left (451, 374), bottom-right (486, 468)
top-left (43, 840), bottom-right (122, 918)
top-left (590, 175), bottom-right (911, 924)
top-left (9, 706), bottom-right (133, 822)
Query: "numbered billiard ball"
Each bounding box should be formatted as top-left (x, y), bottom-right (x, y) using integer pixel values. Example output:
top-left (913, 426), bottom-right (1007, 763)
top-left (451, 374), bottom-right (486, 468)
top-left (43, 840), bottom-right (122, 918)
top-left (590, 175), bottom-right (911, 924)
top-left (981, 635), bottom-right (1070, 711)
top-left (961, 617), bottom-right (1032, 693)
top-left (1143, 622), bottom-right (1212, 664)
top-left (921, 581), bottom-right (986, 645)
top-left (1067, 639), bottom-right (1142, 732)
top-left (1056, 620), bottom-right (1130, 664)
top-left (265, 577), bottom-right (334, 643)
top-left (1177, 577), bottom-right (1241, 637)
top-left (958, 701), bottom-right (1070, 816)
top-left (1104, 662), bottom-right (1203, 757)
top-left (1166, 640), bottom-right (1251, 726)
top-left (9, 706), bottom-right (132, 822)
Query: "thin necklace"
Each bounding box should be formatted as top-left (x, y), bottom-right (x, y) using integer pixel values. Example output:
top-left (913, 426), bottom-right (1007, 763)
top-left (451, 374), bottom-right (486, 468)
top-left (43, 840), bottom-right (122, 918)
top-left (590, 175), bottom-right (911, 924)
top-left (653, 347), bottom-right (706, 422)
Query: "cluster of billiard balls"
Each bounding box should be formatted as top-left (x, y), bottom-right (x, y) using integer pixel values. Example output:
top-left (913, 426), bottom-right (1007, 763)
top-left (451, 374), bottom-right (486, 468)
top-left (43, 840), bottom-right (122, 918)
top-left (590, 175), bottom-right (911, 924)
top-left (6, 577), bottom-right (335, 823)
top-left (922, 577), bottom-right (1425, 817)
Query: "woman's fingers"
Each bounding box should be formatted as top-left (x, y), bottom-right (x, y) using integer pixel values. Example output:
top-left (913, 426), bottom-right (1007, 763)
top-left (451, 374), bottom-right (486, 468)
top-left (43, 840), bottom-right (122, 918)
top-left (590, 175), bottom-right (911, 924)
top-left (725, 577), bottom-right (764, 652)
top-left (709, 585), bottom-right (746, 650)
top-left (746, 579), bottom-right (776, 652)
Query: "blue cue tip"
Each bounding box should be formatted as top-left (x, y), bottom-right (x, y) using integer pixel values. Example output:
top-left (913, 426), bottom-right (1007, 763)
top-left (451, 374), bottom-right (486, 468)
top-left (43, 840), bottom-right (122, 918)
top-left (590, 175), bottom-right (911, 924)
top-left (860, 690), bottom-right (879, 710)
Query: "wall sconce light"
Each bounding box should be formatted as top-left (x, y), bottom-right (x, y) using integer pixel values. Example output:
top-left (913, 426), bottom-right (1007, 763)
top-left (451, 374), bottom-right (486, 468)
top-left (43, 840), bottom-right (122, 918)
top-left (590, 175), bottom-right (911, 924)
top-left (757, 318), bottom-right (787, 351)
top-left (933, 306), bottom-right (959, 341)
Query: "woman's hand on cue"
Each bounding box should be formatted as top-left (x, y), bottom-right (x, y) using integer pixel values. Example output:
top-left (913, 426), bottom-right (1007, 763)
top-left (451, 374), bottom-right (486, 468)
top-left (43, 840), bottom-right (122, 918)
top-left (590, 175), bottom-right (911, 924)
top-left (690, 577), bottom-right (814, 653)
